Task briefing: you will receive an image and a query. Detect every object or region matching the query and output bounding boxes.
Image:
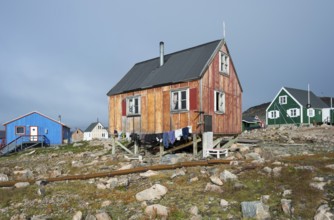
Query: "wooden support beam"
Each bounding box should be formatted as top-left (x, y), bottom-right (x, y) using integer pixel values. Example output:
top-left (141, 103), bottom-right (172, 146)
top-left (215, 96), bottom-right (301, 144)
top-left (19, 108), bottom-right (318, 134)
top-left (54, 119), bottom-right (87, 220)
top-left (193, 134), bottom-right (198, 156)
top-left (115, 140), bottom-right (134, 155)
top-left (163, 138), bottom-right (201, 155)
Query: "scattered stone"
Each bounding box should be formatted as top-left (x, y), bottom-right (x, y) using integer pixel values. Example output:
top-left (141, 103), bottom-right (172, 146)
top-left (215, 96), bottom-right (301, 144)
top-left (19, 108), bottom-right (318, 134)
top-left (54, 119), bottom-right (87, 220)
top-left (49, 169), bottom-right (62, 178)
top-left (229, 161), bottom-right (239, 166)
top-left (117, 176), bottom-right (129, 187)
top-left (281, 199), bottom-right (294, 216)
top-left (95, 212), bottom-right (112, 220)
top-left (220, 170), bottom-right (238, 182)
top-left (37, 187), bottom-right (46, 197)
top-left (30, 215), bottom-right (51, 220)
top-left (210, 175), bottom-right (223, 186)
top-left (118, 163), bottom-right (133, 170)
top-left (71, 161), bottom-right (84, 168)
top-left (13, 169), bottom-right (33, 180)
top-left (0, 173), bottom-right (9, 182)
top-left (314, 204), bottom-right (334, 220)
top-left (282, 189), bottom-right (292, 197)
top-left (272, 167), bottom-right (282, 177)
top-left (85, 214), bottom-right (96, 220)
top-left (189, 205), bottom-right (199, 216)
top-left (272, 161), bottom-right (282, 165)
top-left (189, 176), bottom-right (199, 183)
top-left (262, 167), bottom-right (272, 174)
top-left (204, 183), bottom-right (223, 193)
top-left (96, 183), bottom-right (107, 190)
top-left (241, 201), bottom-right (270, 219)
top-left (220, 199), bottom-right (229, 210)
top-left (325, 164), bottom-right (334, 169)
top-left (261, 195), bottom-right (270, 204)
top-left (145, 204), bottom-right (169, 219)
top-left (10, 213), bottom-right (27, 220)
top-left (106, 177), bottom-right (118, 188)
top-left (244, 152), bottom-right (261, 160)
top-left (140, 170), bottom-right (159, 177)
top-left (310, 182), bottom-right (327, 191)
top-left (233, 182), bottom-right (245, 190)
top-left (73, 143), bottom-right (83, 147)
top-left (135, 184), bottom-right (168, 201)
top-left (14, 182), bottom-right (30, 188)
top-left (313, 177), bottom-right (325, 182)
top-left (171, 168), bottom-right (186, 179)
top-left (101, 200), bottom-right (111, 207)
top-left (72, 211), bottom-right (82, 220)
top-left (160, 154), bottom-right (185, 165)
top-left (294, 165), bottom-right (315, 171)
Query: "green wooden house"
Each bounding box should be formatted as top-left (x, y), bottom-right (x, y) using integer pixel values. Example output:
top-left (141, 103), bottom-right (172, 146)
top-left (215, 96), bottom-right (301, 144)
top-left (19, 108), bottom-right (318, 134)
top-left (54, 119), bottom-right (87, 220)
top-left (266, 87), bottom-right (329, 126)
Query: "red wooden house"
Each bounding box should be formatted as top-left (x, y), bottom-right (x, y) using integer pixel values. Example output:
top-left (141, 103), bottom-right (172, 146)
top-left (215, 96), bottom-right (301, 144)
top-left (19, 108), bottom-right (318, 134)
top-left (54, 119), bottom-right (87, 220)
top-left (107, 39), bottom-right (242, 137)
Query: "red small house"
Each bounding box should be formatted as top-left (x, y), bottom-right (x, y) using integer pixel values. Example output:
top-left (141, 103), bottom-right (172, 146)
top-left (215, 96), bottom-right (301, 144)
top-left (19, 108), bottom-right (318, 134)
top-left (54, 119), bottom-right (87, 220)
top-left (107, 39), bottom-right (242, 136)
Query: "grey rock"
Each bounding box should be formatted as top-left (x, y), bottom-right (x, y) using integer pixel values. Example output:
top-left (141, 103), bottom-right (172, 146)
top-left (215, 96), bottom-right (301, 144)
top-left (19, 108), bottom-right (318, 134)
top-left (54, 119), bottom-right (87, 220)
top-left (145, 204), bottom-right (169, 219)
top-left (0, 173), bottom-right (9, 182)
top-left (135, 184), bottom-right (168, 201)
top-left (281, 199), bottom-right (294, 216)
top-left (73, 143), bottom-right (83, 147)
top-left (171, 168), bottom-right (186, 179)
top-left (10, 213), bottom-right (27, 220)
top-left (140, 170), bottom-right (159, 177)
top-left (85, 214), bottom-right (96, 220)
top-left (244, 152), bottom-right (261, 160)
top-left (310, 182), bottom-right (327, 191)
top-left (13, 169), bottom-right (34, 180)
top-left (220, 199), bottom-right (229, 210)
top-left (95, 212), bottom-right (112, 220)
top-left (72, 211), bottom-right (82, 220)
top-left (220, 170), bottom-right (238, 182)
top-left (241, 201), bottom-right (270, 220)
top-left (30, 215), bottom-right (51, 220)
top-left (210, 175), bottom-right (223, 186)
top-left (204, 183), bottom-right (223, 193)
top-left (314, 204), bottom-right (334, 220)
top-left (272, 167), bottom-right (282, 177)
top-left (14, 182), bottom-right (30, 188)
top-left (189, 205), bottom-right (199, 216)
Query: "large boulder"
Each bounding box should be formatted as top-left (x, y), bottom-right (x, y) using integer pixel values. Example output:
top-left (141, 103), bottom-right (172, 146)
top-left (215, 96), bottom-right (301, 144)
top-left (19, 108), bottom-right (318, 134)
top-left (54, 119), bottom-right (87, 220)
top-left (314, 204), bottom-right (334, 220)
top-left (220, 170), bottom-right (238, 182)
top-left (135, 184), bottom-right (168, 201)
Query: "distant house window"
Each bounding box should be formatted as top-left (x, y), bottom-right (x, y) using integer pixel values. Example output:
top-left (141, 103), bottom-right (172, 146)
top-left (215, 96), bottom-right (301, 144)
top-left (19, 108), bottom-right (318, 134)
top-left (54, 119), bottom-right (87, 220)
top-left (102, 133), bottom-right (105, 138)
top-left (288, 108), bottom-right (300, 117)
top-left (307, 108), bottom-right (315, 117)
top-left (171, 89), bottom-right (189, 111)
top-left (15, 126), bottom-right (25, 135)
top-left (219, 51), bottom-right (229, 75)
top-left (279, 95), bottom-right (287, 105)
top-left (268, 110), bottom-right (279, 119)
top-left (127, 96), bottom-right (141, 115)
top-left (214, 90), bottom-right (225, 113)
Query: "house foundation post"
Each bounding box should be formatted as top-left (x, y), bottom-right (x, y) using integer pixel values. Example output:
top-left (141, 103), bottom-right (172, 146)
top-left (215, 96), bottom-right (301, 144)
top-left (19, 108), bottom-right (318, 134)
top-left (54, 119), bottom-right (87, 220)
top-left (193, 134), bottom-right (198, 156)
top-left (159, 143), bottom-right (164, 158)
top-left (111, 137), bottom-right (116, 155)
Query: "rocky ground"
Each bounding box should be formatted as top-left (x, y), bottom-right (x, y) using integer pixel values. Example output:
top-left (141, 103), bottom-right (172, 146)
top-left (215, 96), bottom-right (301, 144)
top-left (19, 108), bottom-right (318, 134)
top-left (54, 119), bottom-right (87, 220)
top-left (0, 125), bottom-right (334, 220)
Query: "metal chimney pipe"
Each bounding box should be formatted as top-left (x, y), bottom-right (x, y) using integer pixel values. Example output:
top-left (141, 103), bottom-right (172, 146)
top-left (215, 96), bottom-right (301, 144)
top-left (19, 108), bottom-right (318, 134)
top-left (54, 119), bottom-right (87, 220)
top-left (160, 41), bottom-right (164, 66)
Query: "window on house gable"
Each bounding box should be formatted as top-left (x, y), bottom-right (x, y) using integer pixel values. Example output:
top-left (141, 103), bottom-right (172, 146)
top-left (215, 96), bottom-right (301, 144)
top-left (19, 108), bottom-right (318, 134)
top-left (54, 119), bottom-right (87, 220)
top-left (214, 90), bottom-right (225, 113)
top-left (279, 95), bottom-right (287, 105)
top-left (127, 96), bottom-right (141, 115)
top-left (219, 51), bottom-right (229, 75)
top-left (171, 89), bottom-right (189, 111)
top-left (15, 126), bottom-right (25, 135)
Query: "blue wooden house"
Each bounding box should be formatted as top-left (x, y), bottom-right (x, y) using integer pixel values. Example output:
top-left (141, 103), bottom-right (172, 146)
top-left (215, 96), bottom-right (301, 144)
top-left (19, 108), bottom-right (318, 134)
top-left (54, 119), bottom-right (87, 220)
top-left (1, 111), bottom-right (70, 155)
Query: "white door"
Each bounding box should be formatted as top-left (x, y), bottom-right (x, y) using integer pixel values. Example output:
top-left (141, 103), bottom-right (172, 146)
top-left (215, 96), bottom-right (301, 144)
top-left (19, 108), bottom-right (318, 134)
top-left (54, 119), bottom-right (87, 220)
top-left (30, 126), bottom-right (38, 141)
top-left (322, 109), bottom-right (330, 124)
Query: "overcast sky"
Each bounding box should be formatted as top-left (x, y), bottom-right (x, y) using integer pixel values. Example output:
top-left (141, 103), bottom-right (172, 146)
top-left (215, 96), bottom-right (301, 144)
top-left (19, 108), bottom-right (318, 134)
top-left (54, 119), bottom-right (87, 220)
top-left (1, 0), bottom-right (333, 130)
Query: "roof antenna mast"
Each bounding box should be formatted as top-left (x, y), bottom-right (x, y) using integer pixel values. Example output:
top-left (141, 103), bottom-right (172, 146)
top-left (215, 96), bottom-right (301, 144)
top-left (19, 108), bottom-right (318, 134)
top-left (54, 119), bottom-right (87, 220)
top-left (223, 21), bottom-right (226, 43)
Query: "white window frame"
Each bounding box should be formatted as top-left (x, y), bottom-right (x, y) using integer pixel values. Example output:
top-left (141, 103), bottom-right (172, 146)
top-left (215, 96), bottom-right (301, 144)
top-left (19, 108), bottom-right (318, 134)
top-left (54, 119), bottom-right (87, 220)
top-left (268, 110), bottom-right (279, 119)
top-left (279, 95), bottom-right (287, 105)
top-left (219, 51), bottom-right (229, 75)
top-left (287, 108), bottom-right (300, 117)
top-left (126, 96), bottom-right (141, 116)
top-left (214, 90), bottom-right (225, 114)
top-left (15, 126), bottom-right (25, 135)
top-left (171, 89), bottom-right (189, 112)
top-left (307, 108), bottom-right (315, 117)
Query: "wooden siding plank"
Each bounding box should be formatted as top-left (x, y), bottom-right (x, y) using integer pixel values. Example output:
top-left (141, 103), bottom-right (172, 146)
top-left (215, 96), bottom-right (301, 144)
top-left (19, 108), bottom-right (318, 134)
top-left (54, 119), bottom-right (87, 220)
top-left (155, 88), bottom-right (163, 133)
top-left (147, 89), bottom-right (155, 132)
top-left (163, 91), bottom-right (170, 132)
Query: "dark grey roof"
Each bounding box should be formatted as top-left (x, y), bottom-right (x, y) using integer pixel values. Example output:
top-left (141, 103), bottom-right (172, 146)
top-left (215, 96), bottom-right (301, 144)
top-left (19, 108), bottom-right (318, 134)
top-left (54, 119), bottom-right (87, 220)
top-left (242, 117), bottom-right (260, 124)
top-left (107, 40), bottom-right (222, 96)
top-left (84, 122), bottom-right (99, 132)
top-left (284, 87), bottom-right (329, 108)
